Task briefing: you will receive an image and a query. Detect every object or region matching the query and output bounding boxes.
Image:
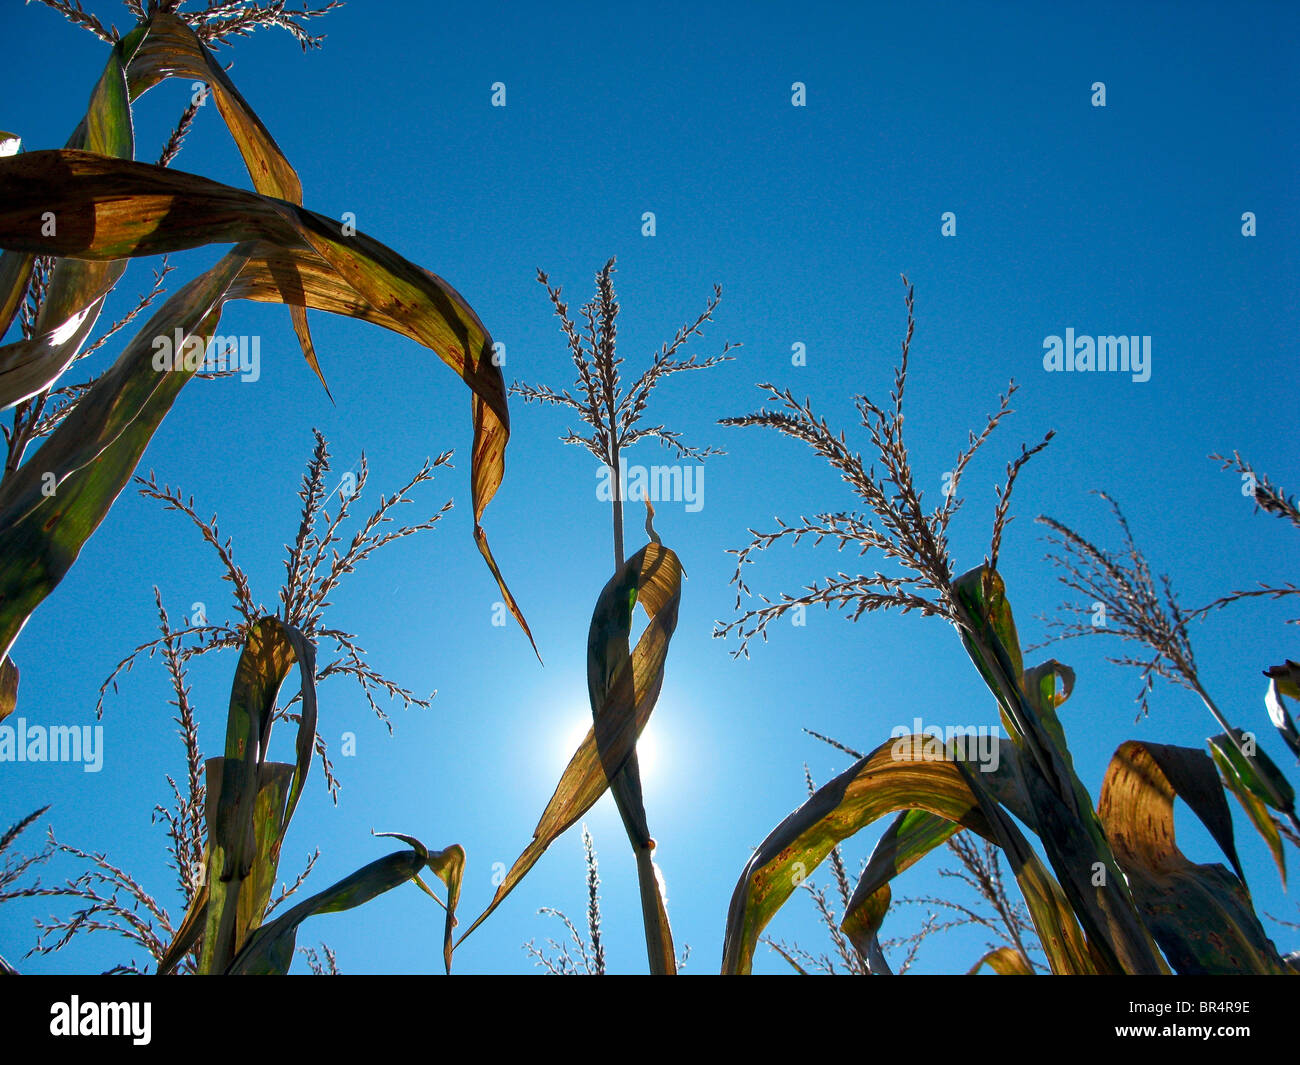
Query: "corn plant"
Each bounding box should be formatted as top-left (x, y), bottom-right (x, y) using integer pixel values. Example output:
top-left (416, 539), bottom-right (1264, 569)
top-left (762, 744), bottom-right (1044, 975)
top-left (715, 276), bottom-right (1294, 975)
top-left (1034, 479), bottom-right (1300, 888)
top-left (524, 825), bottom-right (606, 975)
top-left (18, 432), bottom-right (466, 974)
top-left (0, 1), bottom-right (535, 736)
top-left (457, 258), bottom-right (733, 973)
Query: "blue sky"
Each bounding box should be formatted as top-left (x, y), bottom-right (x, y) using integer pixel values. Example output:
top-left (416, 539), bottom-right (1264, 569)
top-left (1, 0), bottom-right (1297, 974)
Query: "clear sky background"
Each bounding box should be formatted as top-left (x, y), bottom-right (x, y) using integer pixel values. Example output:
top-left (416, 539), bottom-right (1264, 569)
top-left (1, 0), bottom-right (1297, 974)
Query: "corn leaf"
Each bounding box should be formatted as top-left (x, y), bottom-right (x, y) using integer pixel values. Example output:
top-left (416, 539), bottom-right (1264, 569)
top-left (836, 741), bottom-right (1101, 976)
top-left (0, 149), bottom-right (534, 655)
top-left (0, 137), bottom-right (26, 341)
top-left (0, 251), bottom-right (32, 342)
top-left (1099, 740), bottom-right (1291, 974)
top-left (155, 877), bottom-right (208, 976)
top-left (388, 830), bottom-right (466, 975)
top-left (954, 566), bottom-right (1165, 973)
top-left (1209, 742), bottom-right (1287, 887)
top-left (0, 247), bottom-right (249, 661)
top-left (226, 844), bottom-right (430, 975)
top-left (587, 536), bottom-right (680, 974)
top-left (1208, 729), bottom-right (1296, 815)
top-left (1265, 661), bottom-right (1300, 763)
top-left (967, 946), bottom-right (1035, 975)
top-left (459, 543), bottom-right (681, 948)
top-left (0, 657), bottom-right (16, 724)
top-left (199, 615), bottom-right (316, 973)
top-left (426, 844), bottom-right (466, 975)
top-left (840, 808), bottom-right (960, 974)
top-left (723, 736), bottom-right (1010, 975)
top-left (119, 12), bottom-right (326, 389)
top-left (0, 30), bottom-right (141, 410)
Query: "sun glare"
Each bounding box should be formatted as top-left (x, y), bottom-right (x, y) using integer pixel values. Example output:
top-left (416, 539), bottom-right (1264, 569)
top-left (559, 714), bottom-right (663, 785)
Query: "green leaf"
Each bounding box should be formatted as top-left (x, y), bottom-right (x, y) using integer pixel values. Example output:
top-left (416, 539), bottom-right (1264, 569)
top-left (0, 247), bottom-right (250, 662)
top-left (227, 844), bottom-right (430, 975)
top-left (952, 568), bottom-right (1162, 973)
top-left (1208, 729), bottom-right (1296, 815)
top-left (1210, 741), bottom-right (1287, 888)
top-left (1264, 661), bottom-right (1300, 763)
top-left (0, 29), bottom-right (141, 410)
top-left (199, 615), bottom-right (316, 974)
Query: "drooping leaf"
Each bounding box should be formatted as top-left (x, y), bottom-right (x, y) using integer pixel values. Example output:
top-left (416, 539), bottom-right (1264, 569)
top-left (1210, 741), bottom-right (1287, 888)
top-left (459, 543), bottom-right (681, 948)
top-left (840, 808), bottom-right (960, 974)
top-left (394, 830), bottom-right (466, 975)
top-left (118, 12), bottom-right (327, 390)
top-left (1208, 729), bottom-right (1296, 816)
top-left (226, 844), bottom-right (430, 975)
top-left (837, 742), bottom-right (1100, 976)
top-left (0, 150), bottom-right (534, 654)
top-left (0, 29), bottom-right (140, 410)
top-left (1136, 741), bottom-right (1246, 883)
top-left (724, 736), bottom-right (1002, 975)
top-left (426, 843), bottom-right (465, 975)
top-left (1099, 740), bottom-right (1290, 974)
top-left (0, 247), bottom-right (250, 662)
top-left (122, 13), bottom-right (300, 201)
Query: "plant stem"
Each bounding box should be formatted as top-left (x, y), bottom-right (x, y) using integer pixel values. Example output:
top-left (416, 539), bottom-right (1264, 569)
top-left (609, 452), bottom-right (624, 569)
top-left (605, 448), bottom-right (675, 974)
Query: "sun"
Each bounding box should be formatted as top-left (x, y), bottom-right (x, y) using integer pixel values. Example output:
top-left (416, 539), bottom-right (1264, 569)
top-left (559, 714), bottom-right (662, 785)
